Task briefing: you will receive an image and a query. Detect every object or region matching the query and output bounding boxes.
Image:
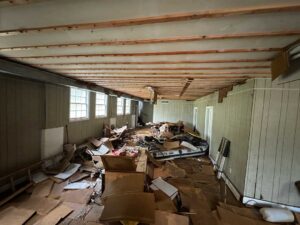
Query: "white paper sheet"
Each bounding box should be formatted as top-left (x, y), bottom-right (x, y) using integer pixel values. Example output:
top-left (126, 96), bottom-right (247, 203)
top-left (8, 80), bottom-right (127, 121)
top-left (64, 181), bottom-right (90, 190)
top-left (151, 177), bottom-right (178, 199)
top-left (32, 172), bottom-right (49, 184)
top-left (54, 163), bottom-right (81, 180)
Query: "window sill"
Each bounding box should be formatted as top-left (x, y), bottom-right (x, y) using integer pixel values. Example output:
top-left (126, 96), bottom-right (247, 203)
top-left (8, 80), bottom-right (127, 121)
top-left (96, 116), bottom-right (107, 119)
top-left (69, 118), bottom-right (89, 122)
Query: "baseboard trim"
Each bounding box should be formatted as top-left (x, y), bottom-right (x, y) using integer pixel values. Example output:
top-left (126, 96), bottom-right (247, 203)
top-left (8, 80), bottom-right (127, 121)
top-left (208, 155), bottom-right (300, 212)
top-left (221, 173), bottom-right (241, 201)
top-left (243, 196), bottom-right (300, 213)
top-left (208, 155), bottom-right (241, 200)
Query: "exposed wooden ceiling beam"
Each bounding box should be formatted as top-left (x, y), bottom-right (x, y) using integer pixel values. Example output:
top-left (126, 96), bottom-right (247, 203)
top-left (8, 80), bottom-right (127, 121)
top-left (179, 78), bottom-right (194, 97)
top-left (77, 75), bottom-right (269, 79)
top-left (0, 56), bottom-right (143, 100)
top-left (53, 66), bottom-right (269, 71)
top-left (1, 3), bottom-right (300, 36)
top-left (1, 30), bottom-right (299, 51)
top-left (16, 48), bottom-right (280, 59)
top-left (34, 59), bottom-right (271, 66)
top-left (65, 71), bottom-right (270, 75)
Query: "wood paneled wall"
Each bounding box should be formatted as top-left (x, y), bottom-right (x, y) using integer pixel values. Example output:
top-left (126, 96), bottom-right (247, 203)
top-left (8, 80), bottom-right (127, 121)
top-left (0, 75), bottom-right (138, 175)
top-left (45, 84), bottom-right (138, 144)
top-left (245, 78), bottom-right (300, 206)
top-left (0, 75), bottom-right (44, 176)
top-left (194, 80), bottom-right (254, 193)
top-left (141, 102), bottom-right (154, 124)
top-left (153, 100), bottom-right (193, 127)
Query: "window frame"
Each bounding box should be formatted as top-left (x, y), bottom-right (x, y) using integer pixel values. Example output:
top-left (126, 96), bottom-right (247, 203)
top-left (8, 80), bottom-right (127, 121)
top-left (117, 97), bottom-right (124, 115)
top-left (125, 99), bottom-right (131, 115)
top-left (95, 92), bottom-right (108, 118)
top-left (69, 87), bottom-right (89, 121)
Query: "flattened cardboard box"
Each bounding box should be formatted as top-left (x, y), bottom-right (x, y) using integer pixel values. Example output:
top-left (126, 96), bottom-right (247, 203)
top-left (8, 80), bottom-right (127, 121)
top-left (101, 155), bottom-right (136, 172)
top-left (33, 204), bottom-right (73, 225)
top-left (152, 210), bottom-right (189, 225)
top-left (100, 193), bottom-right (155, 224)
top-left (102, 172), bottom-right (145, 199)
top-left (0, 206), bottom-right (35, 225)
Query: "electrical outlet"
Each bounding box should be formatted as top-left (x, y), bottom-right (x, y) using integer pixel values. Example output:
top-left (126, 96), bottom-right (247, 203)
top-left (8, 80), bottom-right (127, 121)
top-left (229, 168), bottom-right (232, 174)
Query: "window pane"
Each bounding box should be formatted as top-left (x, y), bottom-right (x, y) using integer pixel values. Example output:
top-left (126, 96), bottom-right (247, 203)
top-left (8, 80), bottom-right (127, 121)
top-left (95, 92), bottom-right (108, 117)
top-left (70, 87), bottom-right (89, 120)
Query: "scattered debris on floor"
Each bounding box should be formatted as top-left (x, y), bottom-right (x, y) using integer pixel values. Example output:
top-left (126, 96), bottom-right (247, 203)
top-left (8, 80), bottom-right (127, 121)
top-left (0, 123), bottom-right (299, 225)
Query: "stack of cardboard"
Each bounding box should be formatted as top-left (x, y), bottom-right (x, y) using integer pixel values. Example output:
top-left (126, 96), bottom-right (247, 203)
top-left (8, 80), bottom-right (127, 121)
top-left (99, 152), bottom-right (156, 224)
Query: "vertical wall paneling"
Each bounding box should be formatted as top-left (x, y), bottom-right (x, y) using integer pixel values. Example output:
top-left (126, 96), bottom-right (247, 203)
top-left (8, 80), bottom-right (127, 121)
top-left (260, 81), bottom-right (283, 200)
top-left (193, 80), bottom-right (254, 193)
top-left (271, 82), bottom-right (289, 202)
top-left (0, 75), bottom-right (44, 176)
top-left (245, 78), bottom-right (300, 206)
top-left (153, 100), bottom-right (193, 127)
top-left (278, 80), bottom-right (300, 204)
top-left (289, 84), bottom-right (300, 205)
top-left (0, 77), bottom-right (7, 175)
top-left (244, 79), bottom-right (265, 197)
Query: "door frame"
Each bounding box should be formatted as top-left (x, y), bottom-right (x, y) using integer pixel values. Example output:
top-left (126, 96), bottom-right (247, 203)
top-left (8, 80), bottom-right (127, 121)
top-left (204, 106), bottom-right (213, 151)
top-left (193, 107), bottom-right (198, 131)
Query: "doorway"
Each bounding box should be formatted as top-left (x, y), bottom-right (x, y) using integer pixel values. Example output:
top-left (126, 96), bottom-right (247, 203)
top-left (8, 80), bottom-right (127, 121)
top-left (193, 107), bottom-right (198, 131)
top-left (204, 106), bottom-right (213, 153)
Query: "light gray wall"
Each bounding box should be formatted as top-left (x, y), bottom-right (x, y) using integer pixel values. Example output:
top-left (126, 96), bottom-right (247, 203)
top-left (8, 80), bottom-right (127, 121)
top-left (0, 75), bottom-right (138, 175)
top-left (45, 84), bottom-right (138, 144)
top-left (194, 80), bottom-right (255, 193)
top-left (153, 100), bottom-right (193, 128)
top-left (140, 101), bottom-right (154, 123)
top-left (0, 75), bottom-right (45, 176)
top-left (245, 78), bottom-right (300, 207)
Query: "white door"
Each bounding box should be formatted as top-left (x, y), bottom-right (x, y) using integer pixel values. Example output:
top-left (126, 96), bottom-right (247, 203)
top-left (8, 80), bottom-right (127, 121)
top-left (204, 106), bottom-right (213, 151)
top-left (193, 107), bottom-right (198, 131)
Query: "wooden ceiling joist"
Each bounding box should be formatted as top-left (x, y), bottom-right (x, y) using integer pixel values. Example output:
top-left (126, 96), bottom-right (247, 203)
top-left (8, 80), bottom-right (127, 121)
top-left (15, 48), bottom-right (280, 59)
top-left (1, 3), bottom-right (300, 36)
top-left (34, 59), bottom-right (271, 66)
top-left (179, 78), bottom-right (194, 97)
top-left (53, 66), bottom-right (270, 71)
top-left (65, 71), bottom-right (270, 75)
top-left (1, 30), bottom-right (300, 51)
top-left (76, 75), bottom-right (268, 79)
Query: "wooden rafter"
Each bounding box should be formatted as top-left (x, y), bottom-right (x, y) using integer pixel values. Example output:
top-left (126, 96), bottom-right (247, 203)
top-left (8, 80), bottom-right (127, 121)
top-left (34, 59), bottom-right (271, 66)
top-left (76, 75), bottom-right (269, 79)
top-left (15, 48), bottom-right (280, 59)
top-left (53, 66), bottom-right (270, 71)
top-left (1, 30), bottom-right (300, 51)
top-left (1, 3), bottom-right (300, 36)
top-left (179, 78), bottom-right (194, 97)
top-left (65, 71), bottom-right (270, 75)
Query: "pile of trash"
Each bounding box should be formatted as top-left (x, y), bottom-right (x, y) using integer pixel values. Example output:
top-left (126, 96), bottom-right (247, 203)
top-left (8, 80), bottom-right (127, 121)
top-left (139, 122), bottom-right (209, 161)
top-left (0, 123), bottom-right (299, 225)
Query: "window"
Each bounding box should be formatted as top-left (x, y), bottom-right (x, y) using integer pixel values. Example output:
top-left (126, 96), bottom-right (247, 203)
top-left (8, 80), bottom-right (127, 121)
top-left (125, 99), bottom-right (131, 114)
top-left (69, 87), bottom-right (89, 120)
top-left (117, 98), bottom-right (124, 115)
top-left (95, 92), bottom-right (108, 117)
